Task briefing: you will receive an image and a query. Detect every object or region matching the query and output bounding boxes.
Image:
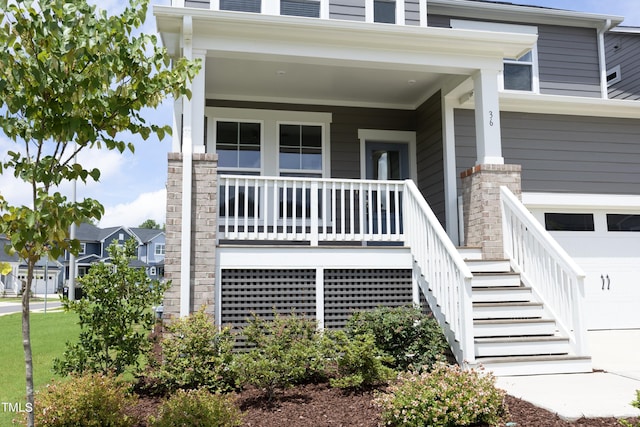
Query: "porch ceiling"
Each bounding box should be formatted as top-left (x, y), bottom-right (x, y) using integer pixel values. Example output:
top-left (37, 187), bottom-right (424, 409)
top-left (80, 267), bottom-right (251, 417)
top-left (205, 56), bottom-right (445, 109)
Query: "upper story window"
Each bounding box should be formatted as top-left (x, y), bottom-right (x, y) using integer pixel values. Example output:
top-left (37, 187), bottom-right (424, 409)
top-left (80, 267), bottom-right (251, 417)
top-left (374, 0), bottom-right (395, 24)
top-left (504, 50), bottom-right (534, 91)
top-left (451, 20), bottom-right (539, 93)
top-left (155, 244), bottom-right (166, 256)
top-left (215, 120), bottom-right (262, 173)
top-left (281, 0), bottom-right (320, 18)
top-left (79, 243), bottom-right (86, 255)
top-left (279, 124), bottom-right (323, 177)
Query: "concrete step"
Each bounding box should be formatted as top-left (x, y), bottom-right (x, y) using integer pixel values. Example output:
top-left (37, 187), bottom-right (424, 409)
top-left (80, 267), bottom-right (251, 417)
top-left (466, 259), bottom-right (511, 274)
top-left (475, 336), bottom-right (571, 357)
top-left (473, 301), bottom-right (544, 320)
top-left (458, 246), bottom-right (482, 261)
top-left (472, 286), bottom-right (533, 303)
top-left (472, 273), bottom-right (521, 288)
top-left (474, 355), bottom-right (592, 376)
top-left (474, 318), bottom-right (557, 337)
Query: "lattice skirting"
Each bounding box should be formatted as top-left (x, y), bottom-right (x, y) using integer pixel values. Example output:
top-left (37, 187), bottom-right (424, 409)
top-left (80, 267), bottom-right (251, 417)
top-left (220, 268), bottom-right (413, 347)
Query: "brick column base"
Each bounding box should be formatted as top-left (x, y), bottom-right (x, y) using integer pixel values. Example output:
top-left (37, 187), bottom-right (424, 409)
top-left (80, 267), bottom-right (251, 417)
top-left (461, 164), bottom-right (521, 260)
top-left (164, 152), bottom-right (218, 320)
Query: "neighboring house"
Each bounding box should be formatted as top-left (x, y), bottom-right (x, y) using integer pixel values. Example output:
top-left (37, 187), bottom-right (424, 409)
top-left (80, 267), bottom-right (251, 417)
top-left (62, 223), bottom-right (166, 287)
top-left (155, 0), bottom-right (640, 375)
top-left (130, 227), bottom-right (166, 281)
top-left (0, 236), bottom-right (62, 296)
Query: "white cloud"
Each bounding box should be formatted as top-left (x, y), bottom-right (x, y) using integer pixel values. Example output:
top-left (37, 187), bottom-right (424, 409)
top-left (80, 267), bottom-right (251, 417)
top-left (99, 188), bottom-right (167, 228)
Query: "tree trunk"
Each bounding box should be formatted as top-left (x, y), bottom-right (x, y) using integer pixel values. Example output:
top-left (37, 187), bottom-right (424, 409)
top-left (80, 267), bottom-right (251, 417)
top-left (23, 261), bottom-right (35, 427)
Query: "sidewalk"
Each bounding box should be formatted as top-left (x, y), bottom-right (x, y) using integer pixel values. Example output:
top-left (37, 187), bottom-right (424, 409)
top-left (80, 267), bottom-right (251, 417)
top-left (496, 330), bottom-right (640, 421)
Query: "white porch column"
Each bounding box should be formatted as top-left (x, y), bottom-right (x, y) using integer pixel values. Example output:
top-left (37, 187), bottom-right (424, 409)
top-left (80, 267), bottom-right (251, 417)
top-left (180, 15), bottom-right (194, 317)
top-left (191, 49), bottom-right (207, 154)
top-left (472, 68), bottom-right (503, 165)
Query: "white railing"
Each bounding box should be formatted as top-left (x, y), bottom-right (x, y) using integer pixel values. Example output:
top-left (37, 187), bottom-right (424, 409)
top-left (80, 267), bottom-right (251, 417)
top-left (500, 186), bottom-right (588, 356)
top-left (218, 175), bottom-right (404, 245)
top-left (403, 180), bottom-right (475, 365)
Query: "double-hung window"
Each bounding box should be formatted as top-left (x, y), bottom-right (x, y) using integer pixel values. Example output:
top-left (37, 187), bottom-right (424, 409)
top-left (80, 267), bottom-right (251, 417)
top-left (504, 50), bottom-right (535, 91)
top-left (279, 124), bottom-right (323, 177)
top-left (215, 120), bottom-right (262, 174)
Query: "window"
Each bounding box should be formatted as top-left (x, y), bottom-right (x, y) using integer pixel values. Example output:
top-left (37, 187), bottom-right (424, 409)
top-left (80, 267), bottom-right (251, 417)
top-left (79, 243), bottom-right (86, 255)
top-left (374, 0), bottom-right (395, 24)
top-left (216, 121), bottom-right (261, 172)
top-left (149, 266), bottom-right (157, 276)
top-left (279, 124), bottom-right (322, 176)
top-left (118, 233), bottom-right (124, 241)
top-left (155, 244), bottom-right (165, 256)
top-left (544, 213), bottom-right (594, 231)
top-left (607, 65), bottom-right (621, 87)
top-left (504, 51), bottom-right (534, 91)
top-left (607, 214), bottom-right (640, 232)
top-left (281, 0), bottom-right (320, 17)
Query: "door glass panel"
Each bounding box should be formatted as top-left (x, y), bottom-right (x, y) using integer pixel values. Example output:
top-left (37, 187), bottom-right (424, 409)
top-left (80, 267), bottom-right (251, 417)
top-left (607, 214), bottom-right (640, 232)
top-left (372, 150), bottom-right (401, 180)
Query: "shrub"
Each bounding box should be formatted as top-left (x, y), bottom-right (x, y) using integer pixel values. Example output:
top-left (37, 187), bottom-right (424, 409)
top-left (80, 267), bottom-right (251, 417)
top-left (621, 390), bottom-right (640, 427)
top-left (328, 330), bottom-right (395, 389)
top-left (376, 363), bottom-right (506, 427)
top-left (151, 388), bottom-right (243, 427)
top-left (54, 239), bottom-right (170, 376)
top-left (156, 308), bottom-right (236, 393)
top-left (31, 373), bottom-right (135, 427)
top-left (345, 305), bottom-right (449, 371)
top-left (234, 312), bottom-right (328, 398)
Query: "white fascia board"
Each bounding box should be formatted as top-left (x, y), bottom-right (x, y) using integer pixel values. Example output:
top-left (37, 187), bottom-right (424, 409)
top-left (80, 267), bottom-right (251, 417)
top-left (458, 91), bottom-right (640, 120)
top-left (523, 192), bottom-right (640, 211)
top-left (154, 6), bottom-right (535, 61)
top-left (218, 246), bottom-right (412, 269)
top-left (428, 0), bottom-right (624, 30)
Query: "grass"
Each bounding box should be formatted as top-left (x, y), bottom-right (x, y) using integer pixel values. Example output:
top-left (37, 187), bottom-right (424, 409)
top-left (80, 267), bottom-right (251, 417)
top-left (0, 311), bottom-right (79, 425)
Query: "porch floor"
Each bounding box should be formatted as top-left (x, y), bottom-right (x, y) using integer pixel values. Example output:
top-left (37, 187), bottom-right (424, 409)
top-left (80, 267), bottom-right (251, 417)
top-left (496, 329), bottom-right (640, 420)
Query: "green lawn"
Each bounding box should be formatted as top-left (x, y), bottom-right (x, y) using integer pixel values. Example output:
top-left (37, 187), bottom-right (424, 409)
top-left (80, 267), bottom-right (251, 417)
top-left (0, 311), bottom-right (79, 425)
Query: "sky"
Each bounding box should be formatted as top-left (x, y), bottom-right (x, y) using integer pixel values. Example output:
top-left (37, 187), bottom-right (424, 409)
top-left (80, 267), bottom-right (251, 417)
top-left (0, 0), bottom-right (638, 228)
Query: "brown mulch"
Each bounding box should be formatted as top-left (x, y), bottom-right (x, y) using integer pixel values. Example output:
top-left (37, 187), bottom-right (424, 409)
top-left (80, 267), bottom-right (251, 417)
top-left (128, 383), bottom-right (637, 427)
top-left (133, 326), bottom-right (636, 426)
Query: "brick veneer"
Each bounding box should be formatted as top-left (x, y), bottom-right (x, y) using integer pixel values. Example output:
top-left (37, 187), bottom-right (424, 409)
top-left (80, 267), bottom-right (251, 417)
top-left (164, 152), bottom-right (218, 320)
top-left (460, 164), bottom-right (521, 260)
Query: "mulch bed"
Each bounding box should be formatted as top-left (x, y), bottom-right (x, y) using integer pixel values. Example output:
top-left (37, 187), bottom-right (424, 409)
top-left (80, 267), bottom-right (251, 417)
top-left (129, 382), bottom-right (637, 426)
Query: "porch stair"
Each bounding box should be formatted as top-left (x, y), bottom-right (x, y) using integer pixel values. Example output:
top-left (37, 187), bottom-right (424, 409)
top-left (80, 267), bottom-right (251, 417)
top-left (460, 248), bottom-right (592, 376)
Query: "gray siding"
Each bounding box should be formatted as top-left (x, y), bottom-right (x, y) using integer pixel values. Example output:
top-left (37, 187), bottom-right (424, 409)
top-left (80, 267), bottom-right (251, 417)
top-left (405, 0), bottom-right (420, 26)
top-left (606, 32), bottom-right (640, 100)
top-left (427, 15), bottom-right (602, 98)
top-left (455, 109), bottom-right (640, 196)
top-left (329, 0), bottom-right (365, 21)
top-left (416, 92), bottom-right (445, 226)
top-left (537, 25), bottom-right (600, 97)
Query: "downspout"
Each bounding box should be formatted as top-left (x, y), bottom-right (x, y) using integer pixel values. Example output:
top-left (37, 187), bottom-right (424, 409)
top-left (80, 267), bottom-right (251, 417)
top-left (597, 19), bottom-right (614, 99)
top-left (180, 15), bottom-right (194, 317)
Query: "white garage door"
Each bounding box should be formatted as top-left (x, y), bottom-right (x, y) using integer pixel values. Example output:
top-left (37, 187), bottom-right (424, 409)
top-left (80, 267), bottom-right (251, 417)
top-left (529, 209), bottom-right (640, 330)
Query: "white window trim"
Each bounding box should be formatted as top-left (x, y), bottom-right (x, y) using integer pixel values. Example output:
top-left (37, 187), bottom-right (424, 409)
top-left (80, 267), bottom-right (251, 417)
top-left (206, 107), bottom-right (332, 178)
top-left (606, 65), bottom-right (622, 87)
top-left (79, 243), bottom-right (86, 255)
top-left (451, 19), bottom-right (539, 94)
top-left (277, 121), bottom-right (327, 177)
top-left (211, 117), bottom-right (265, 175)
top-left (357, 129), bottom-right (417, 182)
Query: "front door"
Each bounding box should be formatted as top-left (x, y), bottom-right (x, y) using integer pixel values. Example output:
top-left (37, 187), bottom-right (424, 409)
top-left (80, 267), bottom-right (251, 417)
top-left (365, 142), bottom-right (410, 181)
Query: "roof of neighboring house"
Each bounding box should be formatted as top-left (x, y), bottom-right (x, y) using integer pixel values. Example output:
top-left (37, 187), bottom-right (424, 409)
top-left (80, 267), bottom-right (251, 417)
top-left (0, 237), bottom-right (19, 263)
top-left (75, 223), bottom-right (103, 241)
top-left (129, 227), bottom-right (164, 244)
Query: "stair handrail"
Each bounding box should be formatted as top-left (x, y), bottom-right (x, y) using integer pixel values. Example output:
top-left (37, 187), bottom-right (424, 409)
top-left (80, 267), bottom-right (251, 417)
top-left (403, 180), bottom-right (475, 365)
top-left (500, 186), bottom-right (588, 356)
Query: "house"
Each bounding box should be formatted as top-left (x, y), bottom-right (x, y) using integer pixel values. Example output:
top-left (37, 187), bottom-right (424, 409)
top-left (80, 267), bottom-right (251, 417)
top-left (155, 0), bottom-right (640, 375)
top-left (0, 236), bottom-right (63, 296)
top-left (62, 223), bottom-right (166, 287)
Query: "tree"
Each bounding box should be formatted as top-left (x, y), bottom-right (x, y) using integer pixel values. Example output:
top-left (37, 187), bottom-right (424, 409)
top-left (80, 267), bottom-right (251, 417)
top-left (139, 218), bottom-right (161, 229)
top-left (54, 239), bottom-right (170, 376)
top-left (0, 1), bottom-right (199, 425)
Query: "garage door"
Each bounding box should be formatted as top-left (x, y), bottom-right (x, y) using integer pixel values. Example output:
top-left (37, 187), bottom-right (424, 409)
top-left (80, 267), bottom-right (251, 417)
top-left (529, 209), bottom-right (640, 330)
